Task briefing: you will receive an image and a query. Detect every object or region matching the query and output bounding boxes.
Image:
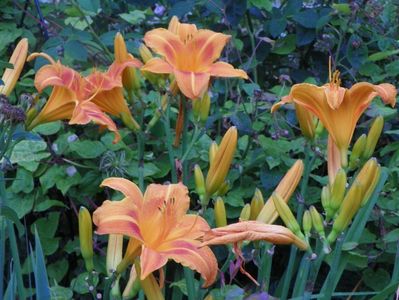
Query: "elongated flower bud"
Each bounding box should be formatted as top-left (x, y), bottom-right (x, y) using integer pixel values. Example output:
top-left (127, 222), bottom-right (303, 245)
top-left (257, 160), bottom-right (304, 224)
top-left (122, 267), bottom-right (141, 299)
top-left (78, 207), bottom-right (94, 272)
top-left (206, 127), bottom-right (237, 196)
top-left (120, 111), bottom-right (140, 132)
top-left (135, 261), bottom-right (164, 300)
top-left (215, 181), bottom-right (229, 196)
top-left (329, 169), bottom-right (347, 213)
top-left (193, 92), bottom-right (211, 123)
top-left (327, 182), bottom-right (363, 243)
top-left (355, 158), bottom-right (380, 206)
top-left (250, 188), bottom-right (264, 220)
top-left (114, 33), bottom-right (140, 92)
top-left (194, 164), bottom-right (206, 197)
top-left (362, 116), bottom-right (384, 159)
top-left (0, 38), bottom-right (28, 96)
top-left (239, 204), bottom-right (251, 222)
top-left (107, 234), bottom-right (123, 275)
top-left (302, 210), bottom-right (312, 236)
top-left (139, 44), bottom-right (153, 63)
top-left (321, 185), bottom-right (333, 220)
top-left (309, 206), bottom-right (325, 237)
top-left (214, 197), bottom-right (227, 227)
top-left (272, 193), bottom-right (305, 240)
top-left (209, 141), bottom-right (218, 166)
top-left (349, 134), bottom-right (366, 169)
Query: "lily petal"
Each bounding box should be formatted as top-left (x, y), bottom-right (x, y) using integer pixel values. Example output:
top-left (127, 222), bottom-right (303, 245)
top-left (140, 246), bottom-right (168, 280)
top-left (173, 69), bottom-right (210, 100)
top-left (209, 62), bottom-right (248, 79)
top-left (141, 58), bottom-right (173, 74)
top-left (93, 197), bottom-right (143, 241)
top-left (107, 58), bottom-right (143, 81)
top-left (188, 29), bottom-right (230, 68)
top-left (101, 177), bottom-right (144, 208)
top-left (70, 101), bottom-right (121, 143)
top-left (348, 82), bottom-right (397, 108)
top-left (328, 135), bottom-right (341, 185)
top-left (160, 239), bottom-right (217, 287)
top-left (144, 28), bottom-right (185, 66)
top-left (27, 86), bottom-right (76, 130)
top-left (168, 16), bottom-right (198, 43)
top-left (91, 87), bottom-right (131, 116)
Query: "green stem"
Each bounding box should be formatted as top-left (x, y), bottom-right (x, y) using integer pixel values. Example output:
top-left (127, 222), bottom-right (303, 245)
top-left (292, 251), bottom-right (313, 297)
top-left (181, 98), bottom-right (189, 185)
top-left (322, 233), bottom-right (346, 299)
top-left (257, 243), bottom-right (273, 291)
top-left (245, 12), bottom-right (258, 83)
top-left (390, 239), bottom-right (399, 284)
top-left (280, 143), bottom-right (314, 300)
top-left (0, 170), bottom-right (5, 297)
top-left (180, 125), bottom-right (203, 164)
top-left (137, 131), bottom-right (145, 191)
top-left (162, 106), bottom-right (177, 183)
top-left (183, 268), bottom-right (196, 300)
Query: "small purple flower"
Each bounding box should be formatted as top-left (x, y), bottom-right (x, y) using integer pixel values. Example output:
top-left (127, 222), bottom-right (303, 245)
top-left (66, 165), bottom-right (77, 177)
top-left (67, 134), bottom-right (78, 143)
top-left (154, 3), bottom-right (166, 16)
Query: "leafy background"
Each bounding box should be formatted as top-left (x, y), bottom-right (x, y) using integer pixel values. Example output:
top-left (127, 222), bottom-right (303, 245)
top-left (1, 0), bottom-right (399, 298)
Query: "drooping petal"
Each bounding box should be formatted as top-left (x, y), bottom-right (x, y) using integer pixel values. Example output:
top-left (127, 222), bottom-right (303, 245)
top-left (141, 58), bottom-right (173, 74)
top-left (208, 62), bottom-right (248, 79)
top-left (144, 28), bottom-right (185, 66)
top-left (140, 246), bottom-right (168, 280)
top-left (271, 94), bottom-right (293, 113)
top-left (188, 29), bottom-right (230, 68)
top-left (92, 198), bottom-right (143, 241)
top-left (173, 69), bottom-right (210, 100)
top-left (27, 86), bottom-right (76, 130)
top-left (32, 60), bottom-right (82, 94)
top-left (328, 135), bottom-right (342, 185)
top-left (69, 101), bottom-right (121, 143)
top-left (101, 177), bottom-right (144, 208)
top-left (165, 214), bottom-right (210, 241)
top-left (202, 221), bottom-right (308, 250)
top-left (348, 82), bottom-right (397, 108)
top-left (107, 58), bottom-right (143, 81)
top-left (159, 239), bottom-right (217, 287)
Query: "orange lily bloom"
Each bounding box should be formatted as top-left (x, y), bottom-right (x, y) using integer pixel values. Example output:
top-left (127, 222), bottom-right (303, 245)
top-left (141, 16), bottom-right (248, 100)
top-left (202, 221), bottom-right (308, 250)
top-left (93, 178), bottom-right (218, 287)
top-left (27, 52), bottom-right (142, 142)
top-left (272, 70), bottom-right (396, 166)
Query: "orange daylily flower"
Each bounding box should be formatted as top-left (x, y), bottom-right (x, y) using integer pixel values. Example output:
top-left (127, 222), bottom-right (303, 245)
top-left (27, 52), bottom-right (142, 142)
top-left (202, 221), bottom-right (308, 250)
top-left (141, 16), bottom-right (248, 100)
top-left (272, 69), bottom-right (396, 166)
top-left (93, 178), bottom-right (218, 287)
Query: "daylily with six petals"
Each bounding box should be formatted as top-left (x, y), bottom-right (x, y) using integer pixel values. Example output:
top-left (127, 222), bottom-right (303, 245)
top-left (27, 52), bottom-right (142, 142)
top-left (92, 178), bottom-right (218, 287)
top-left (142, 16), bottom-right (248, 100)
top-left (272, 69), bottom-right (396, 166)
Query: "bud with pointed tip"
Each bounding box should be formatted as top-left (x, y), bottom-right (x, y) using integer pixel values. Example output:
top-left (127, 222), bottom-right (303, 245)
top-left (193, 92), bottom-right (211, 123)
top-left (239, 204), bottom-right (251, 222)
top-left (139, 44), bottom-right (153, 63)
top-left (78, 207), bottom-right (94, 272)
top-left (349, 134), bottom-right (366, 169)
top-left (272, 193), bottom-right (305, 240)
top-left (194, 164), bottom-right (206, 197)
top-left (122, 267), bottom-right (141, 299)
top-left (303, 210), bottom-right (312, 237)
top-left (250, 188), bottom-right (264, 220)
top-left (321, 186), bottom-right (333, 220)
top-left (214, 197), bottom-right (227, 227)
top-left (327, 182), bottom-right (363, 243)
top-left (0, 38), bottom-right (28, 96)
top-left (362, 116), bottom-right (384, 159)
top-left (209, 141), bottom-right (218, 166)
top-left (206, 127), bottom-right (237, 196)
top-left (330, 169), bottom-right (347, 213)
top-left (356, 158), bottom-right (380, 206)
top-left (114, 33), bottom-right (140, 92)
top-left (257, 160), bottom-right (304, 224)
top-left (309, 206), bottom-right (325, 238)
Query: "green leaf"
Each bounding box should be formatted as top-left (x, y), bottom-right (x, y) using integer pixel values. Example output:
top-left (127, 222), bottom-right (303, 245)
top-left (363, 268), bottom-right (390, 291)
top-left (34, 199), bottom-right (67, 212)
top-left (69, 140), bottom-right (106, 159)
top-left (70, 272), bottom-right (99, 294)
top-left (249, 0), bottom-right (272, 11)
top-left (367, 49), bottom-right (399, 62)
top-left (293, 9), bottom-right (318, 28)
top-left (0, 206), bottom-right (24, 235)
top-left (383, 229), bottom-right (399, 243)
top-left (10, 140), bottom-right (50, 172)
top-left (119, 11), bottom-right (146, 24)
top-left (11, 168), bottom-right (33, 194)
top-left (47, 258), bottom-right (69, 283)
top-left (77, 0), bottom-right (100, 15)
top-left (272, 34), bottom-right (296, 55)
top-left (64, 40), bottom-right (88, 62)
top-left (32, 121), bottom-right (62, 136)
top-left (4, 193), bottom-right (34, 219)
top-left (50, 286), bottom-right (73, 299)
top-left (32, 228), bottom-right (51, 299)
top-left (331, 3), bottom-right (351, 14)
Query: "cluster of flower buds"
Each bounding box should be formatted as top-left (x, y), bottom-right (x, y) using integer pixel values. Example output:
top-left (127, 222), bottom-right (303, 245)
top-left (349, 116), bottom-right (384, 169)
top-left (194, 126), bottom-right (237, 206)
